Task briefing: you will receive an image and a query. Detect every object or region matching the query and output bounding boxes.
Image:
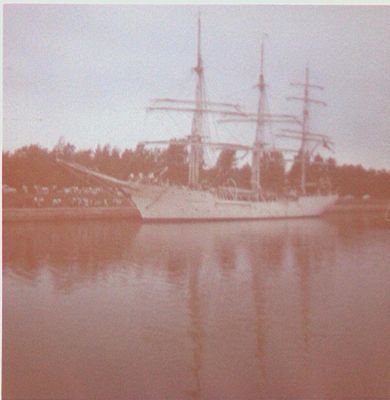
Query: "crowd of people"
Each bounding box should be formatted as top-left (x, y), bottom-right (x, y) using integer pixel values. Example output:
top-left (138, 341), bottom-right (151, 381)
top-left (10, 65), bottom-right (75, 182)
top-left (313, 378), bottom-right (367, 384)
top-left (3, 185), bottom-right (132, 209)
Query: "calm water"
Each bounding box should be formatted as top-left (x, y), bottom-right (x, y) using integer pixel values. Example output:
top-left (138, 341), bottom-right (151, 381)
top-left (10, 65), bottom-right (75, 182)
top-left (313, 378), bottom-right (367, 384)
top-left (3, 215), bottom-right (390, 400)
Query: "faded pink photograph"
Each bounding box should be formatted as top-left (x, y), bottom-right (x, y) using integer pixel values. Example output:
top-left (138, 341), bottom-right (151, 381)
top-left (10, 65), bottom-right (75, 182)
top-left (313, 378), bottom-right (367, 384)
top-left (3, 4), bottom-right (390, 400)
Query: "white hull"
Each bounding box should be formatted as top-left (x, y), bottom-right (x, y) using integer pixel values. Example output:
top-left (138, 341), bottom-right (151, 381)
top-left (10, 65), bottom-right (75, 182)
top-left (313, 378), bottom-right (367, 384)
top-left (130, 184), bottom-right (337, 221)
top-left (57, 160), bottom-right (337, 222)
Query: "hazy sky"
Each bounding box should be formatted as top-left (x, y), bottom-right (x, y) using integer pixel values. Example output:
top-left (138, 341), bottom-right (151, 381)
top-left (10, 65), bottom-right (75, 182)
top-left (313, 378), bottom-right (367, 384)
top-left (4, 4), bottom-right (390, 170)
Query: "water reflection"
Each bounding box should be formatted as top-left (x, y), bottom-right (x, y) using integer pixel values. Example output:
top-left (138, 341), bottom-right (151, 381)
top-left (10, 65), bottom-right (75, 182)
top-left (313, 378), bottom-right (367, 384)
top-left (188, 260), bottom-right (203, 400)
top-left (4, 221), bottom-right (141, 292)
top-left (3, 216), bottom-right (390, 399)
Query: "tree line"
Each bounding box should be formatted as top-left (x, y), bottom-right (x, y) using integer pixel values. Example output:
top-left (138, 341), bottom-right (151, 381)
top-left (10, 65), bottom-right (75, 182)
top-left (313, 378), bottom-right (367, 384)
top-left (3, 140), bottom-right (390, 199)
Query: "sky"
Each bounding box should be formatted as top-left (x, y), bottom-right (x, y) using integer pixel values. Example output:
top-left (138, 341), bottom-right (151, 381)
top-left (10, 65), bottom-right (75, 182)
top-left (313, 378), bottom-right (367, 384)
top-left (3, 4), bottom-right (390, 170)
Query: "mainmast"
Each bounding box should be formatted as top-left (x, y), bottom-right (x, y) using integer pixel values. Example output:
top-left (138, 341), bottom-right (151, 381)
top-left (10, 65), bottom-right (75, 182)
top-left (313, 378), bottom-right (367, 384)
top-left (217, 37), bottom-right (302, 199)
top-left (188, 15), bottom-right (205, 187)
top-left (251, 39), bottom-right (266, 199)
top-left (287, 66), bottom-right (326, 194)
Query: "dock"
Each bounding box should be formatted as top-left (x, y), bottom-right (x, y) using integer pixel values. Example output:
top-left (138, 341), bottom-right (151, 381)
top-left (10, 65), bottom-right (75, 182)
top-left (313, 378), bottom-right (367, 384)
top-left (3, 207), bottom-right (140, 223)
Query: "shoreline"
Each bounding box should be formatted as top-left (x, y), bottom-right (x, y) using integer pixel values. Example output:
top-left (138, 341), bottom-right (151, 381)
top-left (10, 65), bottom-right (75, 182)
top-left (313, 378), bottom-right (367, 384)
top-left (2, 207), bottom-right (141, 223)
top-left (326, 201), bottom-right (389, 214)
top-left (3, 200), bottom-right (389, 223)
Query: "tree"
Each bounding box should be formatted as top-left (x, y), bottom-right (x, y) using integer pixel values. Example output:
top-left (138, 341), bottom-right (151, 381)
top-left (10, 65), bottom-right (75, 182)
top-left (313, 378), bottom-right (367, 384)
top-left (212, 149), bottom-right (236, 186)
top-left (260, 150), bottom-right (285, 195)
top-left (233, 163), bottom-right (251, 189)
top-left (164, 141), bottom-right (188, 185)
top-left (288, 150), bottom-right (310, 192)
top-left (3, 140), bottom-right (390, 199)
top-left (54, 138), bottom-right (75, 161)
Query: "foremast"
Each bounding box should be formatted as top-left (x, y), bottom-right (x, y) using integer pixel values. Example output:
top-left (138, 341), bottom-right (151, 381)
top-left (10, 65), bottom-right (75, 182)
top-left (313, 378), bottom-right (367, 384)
top-left (251, 39), bottom-right (266, 200)
top-left (144, 16), bottom-right (252, 189)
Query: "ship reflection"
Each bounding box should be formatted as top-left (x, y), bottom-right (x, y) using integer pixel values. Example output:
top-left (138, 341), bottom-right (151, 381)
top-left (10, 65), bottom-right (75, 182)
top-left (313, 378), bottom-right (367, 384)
top-left (187, 259), bottom-right (203, 400)
top-left (3, 220), bottom-right (142, 291)
top-left (4, 218), bottom-right (343, 399)
top-left (130, 219), bottom-right (335, 398)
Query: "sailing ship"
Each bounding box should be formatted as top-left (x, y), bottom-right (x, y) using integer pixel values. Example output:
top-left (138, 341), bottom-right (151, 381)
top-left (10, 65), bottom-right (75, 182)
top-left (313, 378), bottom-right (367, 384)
top-left (59, 17), bottom-right (337, 221)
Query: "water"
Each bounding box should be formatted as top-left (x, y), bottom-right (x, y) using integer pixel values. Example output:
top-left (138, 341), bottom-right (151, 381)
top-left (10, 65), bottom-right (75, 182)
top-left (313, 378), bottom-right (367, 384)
top-left (3, 215), bottom-right (390, 400)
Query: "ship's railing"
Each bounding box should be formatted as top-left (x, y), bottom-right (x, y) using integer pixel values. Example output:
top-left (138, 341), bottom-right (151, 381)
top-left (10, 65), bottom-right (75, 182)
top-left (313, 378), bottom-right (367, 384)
top-left (213, 186), bottom-right (259, 202)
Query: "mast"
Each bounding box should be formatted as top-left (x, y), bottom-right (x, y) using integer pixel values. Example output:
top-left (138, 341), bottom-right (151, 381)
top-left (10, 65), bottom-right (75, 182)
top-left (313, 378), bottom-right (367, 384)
top-left (251, 38), bottom-right (266, 199)
top-left (188, 15), bottom-right (205, 187)
top-left (288, 66), bottom-right (326, 194)
top-left (146, 17), bottom-right (254, 185)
